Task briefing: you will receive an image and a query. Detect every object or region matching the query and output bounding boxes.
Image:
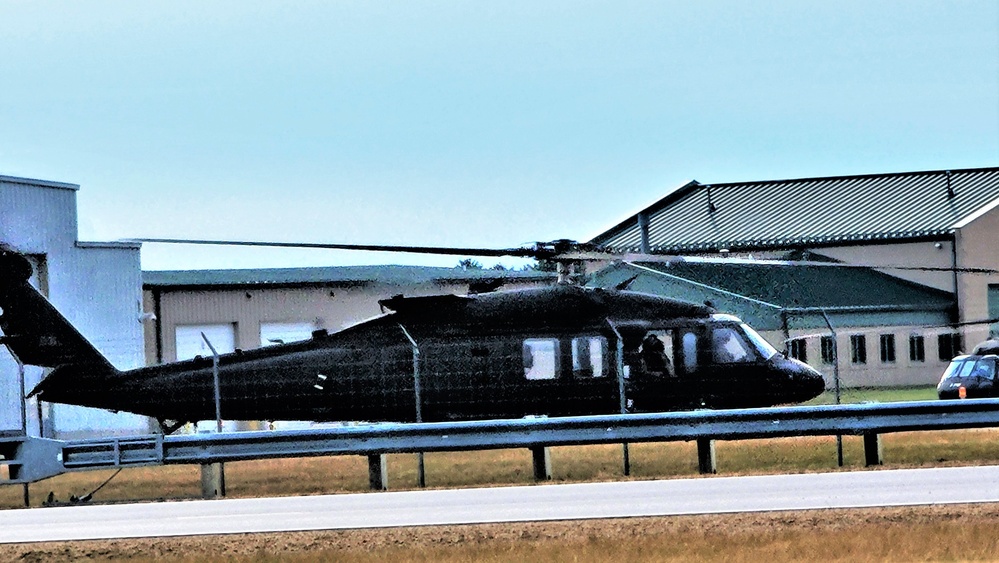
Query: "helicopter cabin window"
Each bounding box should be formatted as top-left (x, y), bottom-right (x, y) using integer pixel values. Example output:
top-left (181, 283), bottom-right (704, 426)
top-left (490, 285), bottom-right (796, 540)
top-left (711, 327), bottom-right (753, 364)
top-left (523, 338), bottom-right (559, 380)
top-left (572, 336), bottom-right (608, 378)
top-left (682, 332), bottom-right (698, 372)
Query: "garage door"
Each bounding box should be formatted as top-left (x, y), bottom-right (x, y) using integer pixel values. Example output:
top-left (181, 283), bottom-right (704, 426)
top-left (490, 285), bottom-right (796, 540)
top-left (174, 324), bottom-right (237, 432)
top-left (175, 324), bottom-right (236, 361)
top-left (260, 321), bottom-right (317, 347)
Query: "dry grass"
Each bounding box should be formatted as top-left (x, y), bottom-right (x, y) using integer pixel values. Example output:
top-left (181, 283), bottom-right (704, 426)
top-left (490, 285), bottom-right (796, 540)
top-left (6, 504), bottom-right (999, 562)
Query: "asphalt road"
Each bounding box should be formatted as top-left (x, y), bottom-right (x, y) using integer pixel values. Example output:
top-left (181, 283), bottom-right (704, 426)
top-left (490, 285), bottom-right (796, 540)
top-left (3, 465), bottom-right (999, 543)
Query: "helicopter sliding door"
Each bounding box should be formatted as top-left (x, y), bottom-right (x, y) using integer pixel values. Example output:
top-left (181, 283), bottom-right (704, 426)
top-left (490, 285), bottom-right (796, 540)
top-left (625, 328), bottom-right (707, 411)
top-left (419, 332), bottom-right (619, 420)
top-left (519, 334), bottom-right (619, 417)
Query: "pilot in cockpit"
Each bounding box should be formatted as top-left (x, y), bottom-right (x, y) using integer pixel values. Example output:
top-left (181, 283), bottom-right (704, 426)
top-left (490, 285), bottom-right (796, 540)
top-left (640, 332), bottom-right (672, 377)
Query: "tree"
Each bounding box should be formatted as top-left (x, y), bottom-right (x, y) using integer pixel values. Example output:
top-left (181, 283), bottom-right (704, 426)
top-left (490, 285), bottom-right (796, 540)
top-left (522, 259), bottom-right (557, 272)
top-left (457, 258), bottom-right (483, 270)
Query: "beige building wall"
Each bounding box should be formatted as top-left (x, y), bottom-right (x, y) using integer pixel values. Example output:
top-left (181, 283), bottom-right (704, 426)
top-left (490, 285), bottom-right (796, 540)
top-left (954, 202), bottom-right (999, 333)
top-left (144, 280), bottom-right (543, 364)
top-left (771, 325), bottom-right (954, 388)
top-left (817, 241), bottom-right (957, 293)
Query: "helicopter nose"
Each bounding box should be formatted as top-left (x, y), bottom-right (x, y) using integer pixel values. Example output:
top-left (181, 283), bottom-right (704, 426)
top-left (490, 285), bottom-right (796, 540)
top-left (793, 361), bottom-right (826, 400)
top-left (774, 355), bottom-right (826, 401)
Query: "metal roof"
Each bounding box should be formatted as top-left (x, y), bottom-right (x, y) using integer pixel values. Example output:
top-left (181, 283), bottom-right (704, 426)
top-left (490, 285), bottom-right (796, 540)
top-left (615, 259), bottom-right (953, 311)
top-left (588, 258), bottom-right (954, 330)
top-left (143, 265), bottom-right (554, 289)
top-left (591, 166), bottom-right (999, 253)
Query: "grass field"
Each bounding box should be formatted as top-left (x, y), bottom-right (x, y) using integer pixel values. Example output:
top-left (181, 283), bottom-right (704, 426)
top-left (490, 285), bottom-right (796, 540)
top-left (803, 385), bottom-right (939, 405)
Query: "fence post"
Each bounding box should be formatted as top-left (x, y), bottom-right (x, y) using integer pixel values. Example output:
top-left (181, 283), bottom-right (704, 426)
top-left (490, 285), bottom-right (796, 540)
top-left (199, 333), bottom-right (225, 498)
top-left (607, 319), bottom-right (630, 476)
top-left (398, 324), bottom-right (426, 488)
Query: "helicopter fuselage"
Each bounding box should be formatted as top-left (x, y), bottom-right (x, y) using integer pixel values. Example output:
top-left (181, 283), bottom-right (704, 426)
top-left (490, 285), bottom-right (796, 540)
top-left (32, 285), bottom-right (826, 424)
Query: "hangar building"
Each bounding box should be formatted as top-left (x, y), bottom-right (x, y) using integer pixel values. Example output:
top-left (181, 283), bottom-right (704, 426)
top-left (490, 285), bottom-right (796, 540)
top-left (0, 175), bottom-right (148, 439)
top-left (142, 266), bottom-right (555, 366)
top-left (589, 166), bottom-right (999, 387)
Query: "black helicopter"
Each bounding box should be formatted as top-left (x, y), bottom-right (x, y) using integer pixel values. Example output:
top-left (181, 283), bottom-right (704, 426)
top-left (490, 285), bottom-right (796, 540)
top-left (937, 338), bottom-right (999, 400)
top-left (0, 244), bottom-right (825, 430)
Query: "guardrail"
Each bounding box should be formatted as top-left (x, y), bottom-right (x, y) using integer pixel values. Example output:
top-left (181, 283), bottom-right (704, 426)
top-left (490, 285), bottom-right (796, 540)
top-left (4, 398), bottom-right (999, 488)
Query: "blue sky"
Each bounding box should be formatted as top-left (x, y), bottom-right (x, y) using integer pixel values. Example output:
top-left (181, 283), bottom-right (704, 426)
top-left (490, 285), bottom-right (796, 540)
top-left (1, 1), bottom-right (997, 270)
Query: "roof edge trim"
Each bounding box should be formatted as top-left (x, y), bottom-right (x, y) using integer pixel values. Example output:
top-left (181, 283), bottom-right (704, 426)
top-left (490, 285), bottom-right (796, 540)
top-left (950, 193), bottom-right (999, 230)
top-left (0, 175), bottom-right (80, 191)
top-left (588, 180), bottom-right (701, 244)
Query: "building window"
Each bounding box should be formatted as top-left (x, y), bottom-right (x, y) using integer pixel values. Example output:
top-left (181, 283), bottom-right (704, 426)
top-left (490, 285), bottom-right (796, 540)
top-left (850, 334), bottom-right (867, 364)
top-left (820, 336), bottom-right (836, 365)
top-left (909, 334), bottom-right (925, 362)
top-left (879, 334), bottom-right (896, 363)
top-left (938, 333), bottom-right (962, 361)
top-left (789, 338), bottom-right (807, 363)
top-left (523, 338), bottom-right (558, 380)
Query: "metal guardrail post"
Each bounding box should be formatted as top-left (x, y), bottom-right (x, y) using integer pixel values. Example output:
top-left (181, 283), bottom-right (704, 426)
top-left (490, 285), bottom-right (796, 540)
top-left (399, 324), bottom-right (426, 489)
top-left (531, 445), bottom-right (551, 481)
top-left (697, 438), bottom-right (717, 474)
top-left (368, 454), bottom-right (388, 490)
top-left (863, 432), bottom-right (883, 466)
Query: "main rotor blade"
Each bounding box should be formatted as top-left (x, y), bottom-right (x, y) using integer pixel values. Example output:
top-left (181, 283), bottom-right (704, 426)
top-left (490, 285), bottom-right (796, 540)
top-left (125, 238), bottom-right (999, 274)
top-left (617, 255), bottom-right (999, 275)
top-left (126, 238), bottom-right (545, 258)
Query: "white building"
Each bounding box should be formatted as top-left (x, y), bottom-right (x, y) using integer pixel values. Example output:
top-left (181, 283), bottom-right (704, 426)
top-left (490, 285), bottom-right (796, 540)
top-left (0, 175), bottom-right (148, 439)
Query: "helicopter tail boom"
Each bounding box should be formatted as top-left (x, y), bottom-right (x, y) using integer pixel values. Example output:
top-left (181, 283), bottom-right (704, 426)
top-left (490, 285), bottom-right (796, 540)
top-left (0, 250), bottom-right (118, 395)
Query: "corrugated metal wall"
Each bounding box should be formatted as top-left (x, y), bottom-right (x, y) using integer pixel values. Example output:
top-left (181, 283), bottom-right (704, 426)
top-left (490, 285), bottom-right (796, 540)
top-left (0, 176), bottom-right (148, 439)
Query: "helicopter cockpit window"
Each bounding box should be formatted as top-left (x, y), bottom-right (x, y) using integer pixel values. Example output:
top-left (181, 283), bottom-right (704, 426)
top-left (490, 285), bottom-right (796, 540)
top-left (711, 327), bottom-right (754, 364)
top-left (972, 358), bottom-right (996, 380)
top-left (741, 323), bottom-right (779, 360)
top-left (572, 336), bottom-right (608, 378)
top-left (524, 338), bottom-right (559, 380)
top-left (945, 357), bottom-right (998, 381)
